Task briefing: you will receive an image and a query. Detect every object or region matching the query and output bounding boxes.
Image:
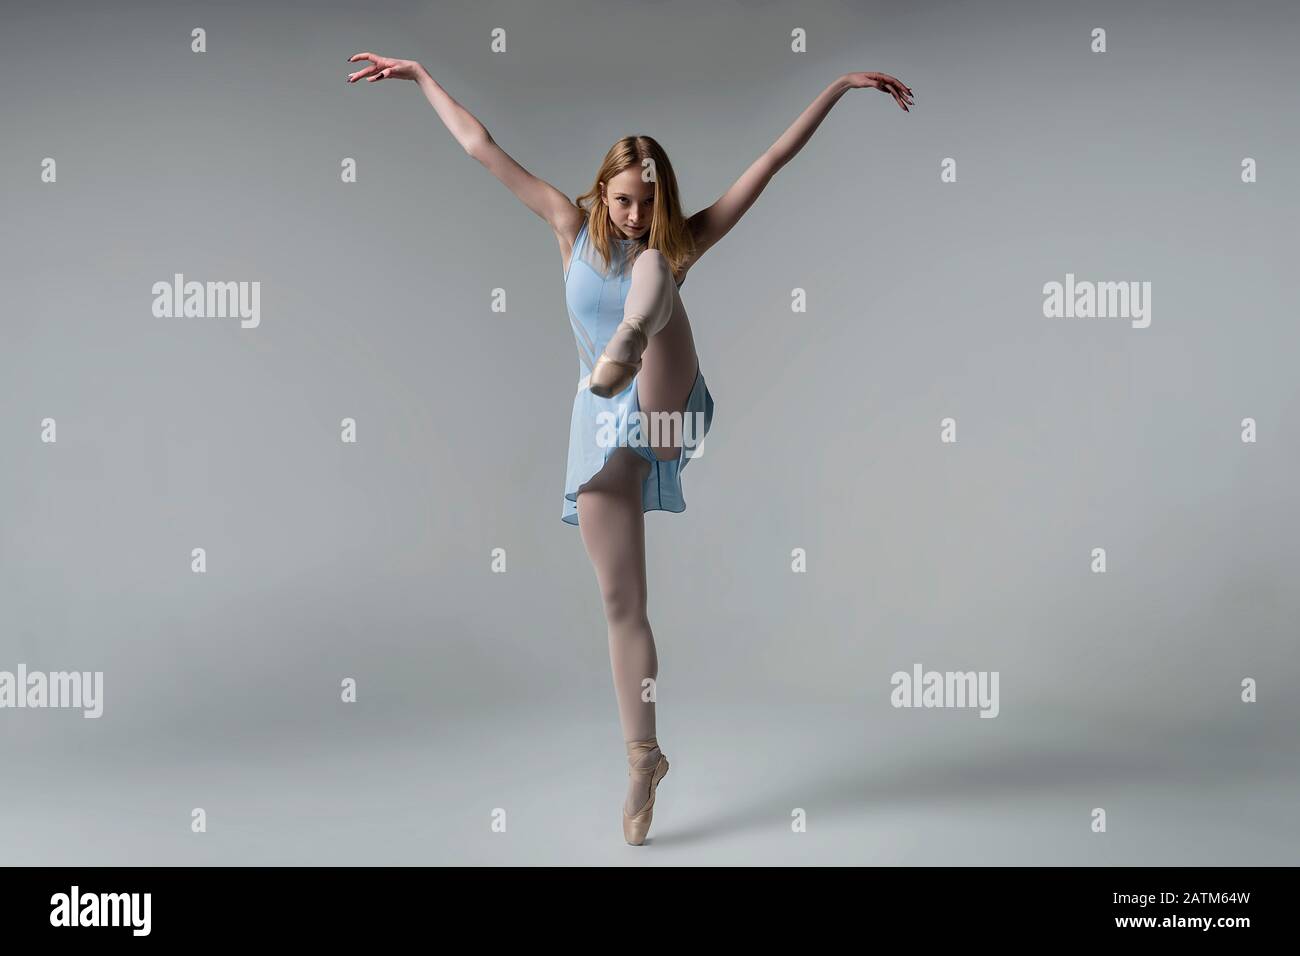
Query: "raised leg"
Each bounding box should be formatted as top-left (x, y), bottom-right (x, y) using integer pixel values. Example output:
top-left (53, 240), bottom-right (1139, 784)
top-left (625, 250), bottom-right (700, 462)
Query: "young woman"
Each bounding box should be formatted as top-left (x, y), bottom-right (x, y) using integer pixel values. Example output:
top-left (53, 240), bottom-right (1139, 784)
top-left (346, 52), bottom-right (913, 845)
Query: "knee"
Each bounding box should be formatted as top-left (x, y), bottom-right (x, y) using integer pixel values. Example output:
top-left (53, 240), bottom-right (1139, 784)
top-left (633, 248), bottom-right (670, 276)
top-left (600, 583), bottom-right (648, 628)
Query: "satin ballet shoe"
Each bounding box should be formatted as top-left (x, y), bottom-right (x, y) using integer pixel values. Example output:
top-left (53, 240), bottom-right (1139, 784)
top-left (623, 737), bottom-right (670, 846)
top-left (589, 314), bottom-right (652, 398)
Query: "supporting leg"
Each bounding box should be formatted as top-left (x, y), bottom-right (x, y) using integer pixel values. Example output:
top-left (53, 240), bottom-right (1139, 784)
top-left (575, 449), bottom-right (665, 816)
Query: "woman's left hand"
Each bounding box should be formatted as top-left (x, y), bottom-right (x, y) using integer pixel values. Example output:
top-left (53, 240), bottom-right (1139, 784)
top-left (842, 72), bottom-right (914, 111)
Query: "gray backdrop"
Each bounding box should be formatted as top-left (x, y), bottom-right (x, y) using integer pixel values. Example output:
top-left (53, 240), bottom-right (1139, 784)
top-left (2, 0), bottom-right (1297, 865)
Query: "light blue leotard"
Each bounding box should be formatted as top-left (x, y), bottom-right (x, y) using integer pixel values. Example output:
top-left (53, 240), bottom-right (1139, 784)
top-left (562, 220), bottom-right (715, 526)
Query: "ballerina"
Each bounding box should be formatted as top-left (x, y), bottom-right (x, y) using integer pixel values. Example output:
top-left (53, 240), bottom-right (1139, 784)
top-left (347, 51), bottom-right (913, 844)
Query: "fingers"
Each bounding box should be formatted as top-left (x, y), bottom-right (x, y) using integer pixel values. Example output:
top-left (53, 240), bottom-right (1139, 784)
top-left (347, 51), bottom-right (381, 83)
top-left (885, 78), bottom-right (913, 110)
top-left (878, 72), bottom-right (910, 94)
top-left (874, 72), bottom-right (914, 108)
top-left (857, 71), bottom-right (915, 108)
top-left (367, 68), bottom-right (389, 82)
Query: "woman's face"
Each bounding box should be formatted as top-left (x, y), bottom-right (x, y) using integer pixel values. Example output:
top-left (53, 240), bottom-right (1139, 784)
top-left (602, 166), bottom-right (655, 239)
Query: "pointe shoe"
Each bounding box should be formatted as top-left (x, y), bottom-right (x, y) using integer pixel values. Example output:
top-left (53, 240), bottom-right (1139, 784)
top-left (589, 314), bottom-right (652, 398)
top-left (623, 737), bottom-right (670, 846)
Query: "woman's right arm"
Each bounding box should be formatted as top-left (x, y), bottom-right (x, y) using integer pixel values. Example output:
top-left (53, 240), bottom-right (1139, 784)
top-left (348, 53), bottom-right (583, 235)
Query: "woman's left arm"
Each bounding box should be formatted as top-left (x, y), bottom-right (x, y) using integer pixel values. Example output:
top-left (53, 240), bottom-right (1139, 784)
top-left (688, 72), bottom-right (913, 262)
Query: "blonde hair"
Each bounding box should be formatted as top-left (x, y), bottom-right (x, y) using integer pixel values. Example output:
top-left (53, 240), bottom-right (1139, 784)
top-left (573, 135), bottom-right (695, 277)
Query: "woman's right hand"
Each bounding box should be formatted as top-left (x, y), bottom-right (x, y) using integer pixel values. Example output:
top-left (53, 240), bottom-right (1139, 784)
top-left (346, 52), bottom-right (421, 83)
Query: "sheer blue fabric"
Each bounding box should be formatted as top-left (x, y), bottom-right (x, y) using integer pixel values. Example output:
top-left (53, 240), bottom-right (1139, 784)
top-left (561, 220), bottom-right (715, 526)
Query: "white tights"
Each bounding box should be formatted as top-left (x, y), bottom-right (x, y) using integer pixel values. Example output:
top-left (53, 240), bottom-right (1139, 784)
top-left (576, 247), bottom-right (679, 815)
top-left (576, 449), bottom-right (662, 815)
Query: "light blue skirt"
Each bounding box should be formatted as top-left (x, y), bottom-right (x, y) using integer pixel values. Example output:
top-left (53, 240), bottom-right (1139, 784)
top-left (562, 367), bottom-right (715, 526)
